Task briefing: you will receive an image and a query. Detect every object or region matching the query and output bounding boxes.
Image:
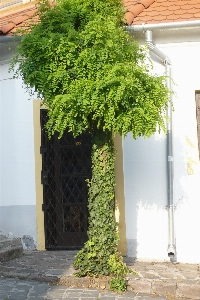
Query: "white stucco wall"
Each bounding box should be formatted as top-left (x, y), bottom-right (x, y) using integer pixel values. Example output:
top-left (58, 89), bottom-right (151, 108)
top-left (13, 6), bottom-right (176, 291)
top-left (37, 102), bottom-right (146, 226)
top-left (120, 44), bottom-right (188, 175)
top-left (0, 43), bottom-right (36, 242)
top-left (1, 30), bottom-right (200, 260)
top-left (124, 35), bottom-right (200, 263)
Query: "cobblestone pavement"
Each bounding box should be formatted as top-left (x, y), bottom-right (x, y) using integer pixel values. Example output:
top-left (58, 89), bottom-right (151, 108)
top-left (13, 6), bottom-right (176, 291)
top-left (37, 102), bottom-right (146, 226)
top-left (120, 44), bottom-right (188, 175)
top-left (0, 277), bottom-right (168, 300)
top-left (0, 250), bottom-right (199, 299)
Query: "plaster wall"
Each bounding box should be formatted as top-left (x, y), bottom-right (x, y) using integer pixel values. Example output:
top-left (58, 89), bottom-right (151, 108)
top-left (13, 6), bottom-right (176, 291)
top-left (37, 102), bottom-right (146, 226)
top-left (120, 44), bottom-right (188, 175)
top-left (0, 46), bottom-right (36, 242)
top-left (123, 39), bottom-right (200, 263)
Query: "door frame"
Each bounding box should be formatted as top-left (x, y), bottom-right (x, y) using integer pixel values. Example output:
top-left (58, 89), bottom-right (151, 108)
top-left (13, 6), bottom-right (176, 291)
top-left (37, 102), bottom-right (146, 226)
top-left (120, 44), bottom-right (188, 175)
top-left (33, 100), bottom-right (45, 250)
top-left (33, 100), bottom-right (127, 254)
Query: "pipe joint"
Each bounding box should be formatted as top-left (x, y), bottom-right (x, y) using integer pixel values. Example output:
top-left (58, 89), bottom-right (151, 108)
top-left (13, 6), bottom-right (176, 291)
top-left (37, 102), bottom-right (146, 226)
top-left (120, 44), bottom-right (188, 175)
top-left (145, 30), bottom-right (171, 65)
top-left (164, 57), bottom-right (171, 65)
top-left (146, 41), bottom-right (155, 51)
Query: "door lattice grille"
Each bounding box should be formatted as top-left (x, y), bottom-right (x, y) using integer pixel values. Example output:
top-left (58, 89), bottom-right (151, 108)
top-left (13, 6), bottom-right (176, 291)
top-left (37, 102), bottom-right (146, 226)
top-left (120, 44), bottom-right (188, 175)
top-left (40, 110), bottom-right (92, 249)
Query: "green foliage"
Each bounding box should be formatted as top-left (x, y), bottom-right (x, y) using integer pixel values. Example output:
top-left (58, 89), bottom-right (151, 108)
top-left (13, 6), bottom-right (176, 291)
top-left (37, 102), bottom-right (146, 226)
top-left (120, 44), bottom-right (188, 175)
top-left (74, 130), bottom-right (121, 275)
top-left (11, 0), bottom-right (170, 139)
top-left (110, 277), bottom-right (127, 292)
top-left (74, 129), bottom-right (129, 289)
top-left (11, 0), bottom-right (171, 292)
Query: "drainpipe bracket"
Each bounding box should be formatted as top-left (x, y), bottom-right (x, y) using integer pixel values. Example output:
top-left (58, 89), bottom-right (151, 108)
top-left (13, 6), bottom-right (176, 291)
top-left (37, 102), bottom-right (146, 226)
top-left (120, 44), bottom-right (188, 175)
top-left (164, 58), bottom-right (171, 65)
top-left (167, 244), bottom-right (176, 257)
top-left (165, 205), bottom-right (176, 210)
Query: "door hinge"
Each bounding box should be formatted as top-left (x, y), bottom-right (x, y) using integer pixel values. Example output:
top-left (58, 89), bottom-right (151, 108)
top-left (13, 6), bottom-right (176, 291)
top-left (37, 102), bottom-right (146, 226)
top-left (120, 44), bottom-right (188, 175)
top-left (42, 204), bottom-right (50, 211)
top-left (40, 146), bottom-right (47, 154)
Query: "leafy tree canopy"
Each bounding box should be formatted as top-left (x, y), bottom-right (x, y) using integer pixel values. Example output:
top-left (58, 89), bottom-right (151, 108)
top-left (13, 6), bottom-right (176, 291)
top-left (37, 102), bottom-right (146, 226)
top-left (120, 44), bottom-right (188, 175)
top-left (11, 0), bottom-right (170, 139)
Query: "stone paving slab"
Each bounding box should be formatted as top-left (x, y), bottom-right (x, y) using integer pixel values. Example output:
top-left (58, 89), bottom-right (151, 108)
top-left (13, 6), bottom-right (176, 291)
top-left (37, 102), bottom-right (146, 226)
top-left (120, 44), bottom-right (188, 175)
top-left (0, 250), bottom-right (199, 299)
top-left (0, 277), bottom-right (168, 300)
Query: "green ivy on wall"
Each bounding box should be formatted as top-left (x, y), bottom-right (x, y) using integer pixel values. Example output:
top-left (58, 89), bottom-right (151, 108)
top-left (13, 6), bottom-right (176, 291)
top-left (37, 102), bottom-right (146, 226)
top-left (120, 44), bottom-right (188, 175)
top-left (74, 129), bottom-right (129, 289)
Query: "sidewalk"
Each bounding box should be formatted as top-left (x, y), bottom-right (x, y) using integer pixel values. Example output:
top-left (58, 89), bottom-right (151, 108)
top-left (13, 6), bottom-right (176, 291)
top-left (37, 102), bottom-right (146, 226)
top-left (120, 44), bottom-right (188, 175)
top-left (0, 250), bottom-right (199, 299)
top-left (0, 277), bottom-right (168, 300)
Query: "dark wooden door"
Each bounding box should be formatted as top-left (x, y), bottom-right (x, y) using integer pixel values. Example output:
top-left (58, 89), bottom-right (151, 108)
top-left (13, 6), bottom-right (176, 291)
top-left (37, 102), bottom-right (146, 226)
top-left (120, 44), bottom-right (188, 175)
top-left (40, 110), bottom-right (92, 249)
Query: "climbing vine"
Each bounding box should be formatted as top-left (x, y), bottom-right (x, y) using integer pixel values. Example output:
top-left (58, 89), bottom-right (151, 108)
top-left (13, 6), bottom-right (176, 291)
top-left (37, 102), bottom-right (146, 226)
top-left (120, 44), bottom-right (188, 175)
top-left (74, 129), bottom-right (129, 289)
top-left (11, 0), bottom-right (171, 291)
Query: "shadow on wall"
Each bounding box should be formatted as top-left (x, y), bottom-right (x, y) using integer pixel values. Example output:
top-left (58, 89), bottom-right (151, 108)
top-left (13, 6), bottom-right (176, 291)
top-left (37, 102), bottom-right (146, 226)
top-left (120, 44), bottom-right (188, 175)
top-left (123, 132), bottom-right (188, 260)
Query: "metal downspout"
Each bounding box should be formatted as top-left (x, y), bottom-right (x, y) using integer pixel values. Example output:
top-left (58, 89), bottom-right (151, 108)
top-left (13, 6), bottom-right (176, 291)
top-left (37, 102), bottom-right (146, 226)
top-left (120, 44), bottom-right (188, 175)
top-left (145, 30), bottom-right (176, 257)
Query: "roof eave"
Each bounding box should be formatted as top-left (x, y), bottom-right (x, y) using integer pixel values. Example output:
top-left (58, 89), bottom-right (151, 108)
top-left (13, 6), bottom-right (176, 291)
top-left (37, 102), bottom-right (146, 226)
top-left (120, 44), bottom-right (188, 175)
top-left (126, 19), bottom-right (200, 32)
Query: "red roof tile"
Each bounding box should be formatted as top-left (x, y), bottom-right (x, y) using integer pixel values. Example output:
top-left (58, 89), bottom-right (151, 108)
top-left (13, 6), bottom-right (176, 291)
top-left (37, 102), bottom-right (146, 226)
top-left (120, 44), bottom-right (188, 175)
top-left (130, 0), bottom-right (200, 25)
top-left (0, 5), bottom-right (37, 35)
top-left (124, 0), bottom-right (155, 24)
top-left (1, 0), bottom-right (200, 36)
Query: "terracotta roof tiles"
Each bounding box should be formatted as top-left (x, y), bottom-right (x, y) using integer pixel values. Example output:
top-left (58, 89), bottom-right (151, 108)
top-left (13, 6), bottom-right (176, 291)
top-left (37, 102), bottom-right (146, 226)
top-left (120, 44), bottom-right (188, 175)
top-left (131, 0), bottom-right (200, 25)
top-left (1, 0), bottom-right (200, 36)
top-left (124, 0), bottom-right (155, 24)
top-left (0, 5), bottom-right (37, 35)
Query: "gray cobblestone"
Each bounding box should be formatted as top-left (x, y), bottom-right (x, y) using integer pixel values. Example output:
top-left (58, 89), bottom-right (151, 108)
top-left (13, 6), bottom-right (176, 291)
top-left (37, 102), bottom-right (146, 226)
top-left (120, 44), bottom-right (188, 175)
top-left (0, 250), bottom-right (199, 299)
top-left (0, 277), bottom-right (170, 300)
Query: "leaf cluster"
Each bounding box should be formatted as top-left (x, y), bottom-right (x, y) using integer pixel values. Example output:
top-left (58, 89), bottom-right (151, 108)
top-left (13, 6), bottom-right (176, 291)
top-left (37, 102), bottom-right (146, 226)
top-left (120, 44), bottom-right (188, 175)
top-left (11, 0), bottom-right (170, 139)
